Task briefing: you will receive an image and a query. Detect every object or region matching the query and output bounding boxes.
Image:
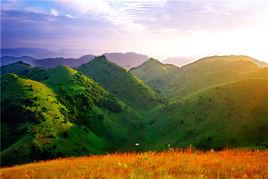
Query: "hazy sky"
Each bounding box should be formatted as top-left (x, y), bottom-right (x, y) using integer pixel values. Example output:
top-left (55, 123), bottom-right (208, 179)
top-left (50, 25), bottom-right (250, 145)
top-left (1, 0), bottom-right (268, 60)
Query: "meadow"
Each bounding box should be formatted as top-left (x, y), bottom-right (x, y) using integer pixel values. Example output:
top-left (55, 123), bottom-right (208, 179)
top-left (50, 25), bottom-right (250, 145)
top-left (1, 149), bottom-right (267, 178)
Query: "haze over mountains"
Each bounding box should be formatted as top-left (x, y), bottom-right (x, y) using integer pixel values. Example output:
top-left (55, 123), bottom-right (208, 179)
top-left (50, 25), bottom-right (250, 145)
top-left (1, 48), bottom-right (149, 69)
top-left (163, 56), bottom-right (196, 67)
top-left (1, 54), bottom-right (268, 166)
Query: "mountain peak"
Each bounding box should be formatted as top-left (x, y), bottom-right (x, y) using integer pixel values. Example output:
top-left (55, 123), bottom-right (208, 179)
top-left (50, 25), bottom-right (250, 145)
top-left (131, 58), bottom-right (168, 72)
top-left (78, 58), bottom-right (161, 109)
top-left (97, 55), bottom-right (109, 61)
top-left (89, 55), bottom-right (110, 63)
top-left (147, 58), bottom-right (162, 63)
top-left (197, 55), bottom-right (259, 64)
top-left (53, 65), bottom-right (77, 75)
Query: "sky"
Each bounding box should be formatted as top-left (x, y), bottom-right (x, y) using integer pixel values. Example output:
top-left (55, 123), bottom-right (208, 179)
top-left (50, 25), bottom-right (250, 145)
top-left (1, 0), bottom-right (268, 61)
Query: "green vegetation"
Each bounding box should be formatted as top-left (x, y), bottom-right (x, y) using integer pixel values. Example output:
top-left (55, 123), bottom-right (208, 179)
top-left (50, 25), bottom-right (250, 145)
top-left (169, 55), bottom-right (262, 97)
top-left (131, 55), bottom-right (265, 97)
top-left (1, 74), bottom-right (71, 165)
top-left (1, 66), bottom-right (142, 166)
top-left (1, 61), bottom-right (32, 75)
top-left (78, 56), bottom-right (163, 110)
top-left (143, 79), bottom-right (268, 150)
top-left (130, 58), bottom-right (179, 93)
top-left (1, 55), bottom-right (268, 166)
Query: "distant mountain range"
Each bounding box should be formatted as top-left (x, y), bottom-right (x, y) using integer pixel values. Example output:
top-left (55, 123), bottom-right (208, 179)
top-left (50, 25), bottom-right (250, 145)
top-left (104, 52), bottom-right (149, 69)
top-left (163, 56), bottom-right (196, 67)
top-left (1, 48), bottom-right (59, 59)
top-left (0, 56), bottom-right (95, 68)
top-left (1, 48), bottom-right (149, 68)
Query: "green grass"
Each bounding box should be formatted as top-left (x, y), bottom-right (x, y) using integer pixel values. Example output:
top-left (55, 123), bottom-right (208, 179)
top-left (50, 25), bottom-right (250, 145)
top-left (168, 55), bottom-right (262, 97)
top-left (1, 66), bottom-right (145, 166)
top-left (130, 58), bottom-right (179, 93)
top-left (131, 55), bottom-right (263, 97)
top-left (1, 74), bottom-right (71, 165)
top-left (78, 56), bottom-right (164, 110)
top-left (1, 61), bottom-right (32, 75)
top-left (143, 79), bottom-right (268, 150)
top-left (1, 56), bottom-right (268, 167)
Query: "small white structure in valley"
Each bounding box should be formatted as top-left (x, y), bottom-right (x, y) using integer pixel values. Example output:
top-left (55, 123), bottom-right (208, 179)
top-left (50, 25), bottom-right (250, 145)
top-left (135, 143), bottom-right (140, 146)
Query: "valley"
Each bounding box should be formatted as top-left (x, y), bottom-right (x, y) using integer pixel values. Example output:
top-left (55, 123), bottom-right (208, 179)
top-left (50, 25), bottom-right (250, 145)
top-left (1, 55), bottom-right (268, 167)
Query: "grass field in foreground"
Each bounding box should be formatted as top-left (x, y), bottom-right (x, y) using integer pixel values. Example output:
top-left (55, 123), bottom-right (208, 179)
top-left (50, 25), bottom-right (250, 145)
top-left (1, 149), bottom-right (267, 178)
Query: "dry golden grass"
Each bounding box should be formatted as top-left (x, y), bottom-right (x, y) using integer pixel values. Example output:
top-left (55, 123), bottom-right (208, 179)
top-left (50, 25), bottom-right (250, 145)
top-left (1, 149), bottom-right (268, 178)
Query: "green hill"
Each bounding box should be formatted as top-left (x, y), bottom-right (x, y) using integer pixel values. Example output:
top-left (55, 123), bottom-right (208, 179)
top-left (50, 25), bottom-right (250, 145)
top-left (78, 56), bottom-right (163, 110)
top-left (130, 58), bottom-right (180, 93)
top-left (169, 55), bottom-right (262, 97)
top-left (1, 55), bottom-right (268, 167)
top-left (1, 74), bottom-right (73, 165)
top-left (25, 65), bottom-right (142, 147)
top-left (144, 79), bottom-right (268, 150)
top-left (1, 66), bottom-right (142, 166)
top-left (131, 55), bottom-right (262, 98)
top-left (1, 61), bottom-right (32, 75)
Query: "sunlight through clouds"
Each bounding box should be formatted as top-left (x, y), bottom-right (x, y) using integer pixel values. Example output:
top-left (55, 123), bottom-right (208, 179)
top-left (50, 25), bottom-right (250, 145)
top-left (1, 0), bottom-right (268, 61)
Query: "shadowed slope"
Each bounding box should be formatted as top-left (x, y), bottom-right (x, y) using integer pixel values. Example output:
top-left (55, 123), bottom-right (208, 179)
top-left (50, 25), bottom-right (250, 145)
top-left (78, 56), bottom-right (163, 110)
top-left (130, 58), bottom-right (179, 93)
top-left (144, 79), bottom-right (268, 150)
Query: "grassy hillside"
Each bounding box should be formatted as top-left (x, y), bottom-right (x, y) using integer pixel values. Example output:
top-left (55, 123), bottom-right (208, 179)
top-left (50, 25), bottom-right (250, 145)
top-left (1, 55), bottom-right (268, 167)
top-left (1, 66), bottom-right (143, 166)
top-left (26, 65), bottom-right (144, 147)
top-left (131, 55), bottom-right (263, 98)
top-left (1, 61), bottom-right (32, 75)
top-left (1, 74), bottom-right (72, 165)
top-left (168, 55), bottom-right (262, 97)
top-left (144, 79), bottom-right (268, 150)
top-left (130, 58), bottom-right (180, 93)
top-left (78, 56), bottom-right (163, 110)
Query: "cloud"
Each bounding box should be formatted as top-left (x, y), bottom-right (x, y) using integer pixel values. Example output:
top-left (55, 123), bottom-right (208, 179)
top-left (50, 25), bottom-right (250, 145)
top-left (1, 8), bottom-right (119, 50)
top-left (65, 14), bottom-right (75, 19)
top-left (51, 8), bottom-right (59, 16)
top-left (57, 0), bottom-right (169, 32)
top-left (2, 0), bottom-right (268, 60)
top-left (1, 0), bottom-right (21, 10)
top-left (23, 6), bottom-right (47, 14)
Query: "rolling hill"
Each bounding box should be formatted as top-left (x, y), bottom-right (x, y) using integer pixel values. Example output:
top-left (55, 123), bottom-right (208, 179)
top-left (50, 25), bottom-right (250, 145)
top-left (130, 58), bottom-right (180, 93)
top-left (24, 65), bottom-right (143, 147)
top-left (132, 55), bottom-right (264, 97)
top-left (1, 61), bottom-right (32, 75)
top-left (1, 74), bottom-right (72, 165)
top-left (78, 55), bottom-right (163, 110)
top-left (168, 55), bottom-right (263, 97)
top-left (1, 54), bottom-right (268, 167)
top-left (143, 78), bottom-right (268, 150)
top-left (1, 66), bottom-right (142, 166)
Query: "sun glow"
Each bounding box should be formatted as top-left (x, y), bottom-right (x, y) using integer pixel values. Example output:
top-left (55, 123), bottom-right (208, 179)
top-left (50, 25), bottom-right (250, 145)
top-left (135, 18), bottom-right (268, 60)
